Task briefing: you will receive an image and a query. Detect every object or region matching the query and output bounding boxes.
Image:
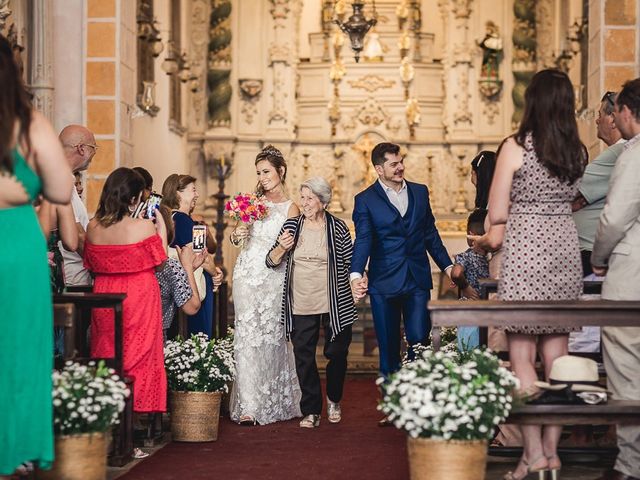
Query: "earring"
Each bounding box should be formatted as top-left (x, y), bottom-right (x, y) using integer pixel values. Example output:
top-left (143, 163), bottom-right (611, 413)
top-left (128, 204), bottom-right (136, 213)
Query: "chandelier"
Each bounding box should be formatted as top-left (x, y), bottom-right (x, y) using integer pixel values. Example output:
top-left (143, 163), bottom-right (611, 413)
top-left (334, 1), bottom-right (378, 63)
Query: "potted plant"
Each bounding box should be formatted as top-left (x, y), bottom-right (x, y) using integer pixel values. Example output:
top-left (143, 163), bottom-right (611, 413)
top-left (38, 361), bottom-right (129, 480)
top-left (380, 349), bottom-right (518, 480)
top-left (164, 333), bottom-right (235, 442)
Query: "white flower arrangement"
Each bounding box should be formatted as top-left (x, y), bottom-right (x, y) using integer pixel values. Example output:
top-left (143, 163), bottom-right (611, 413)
top-left (164, 333), bottom-right (235, 393)
top-left (379, 349), bottom-right (519, 441)
top-left (52, 360), bottom-right (129, 436)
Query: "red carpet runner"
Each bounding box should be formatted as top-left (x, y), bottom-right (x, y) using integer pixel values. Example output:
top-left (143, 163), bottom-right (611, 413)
top-left (121, 378), bottom-right (408, 480)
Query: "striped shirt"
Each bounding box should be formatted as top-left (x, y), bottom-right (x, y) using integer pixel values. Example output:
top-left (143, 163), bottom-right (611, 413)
top-left (266, 212), bottom-right (358, 341)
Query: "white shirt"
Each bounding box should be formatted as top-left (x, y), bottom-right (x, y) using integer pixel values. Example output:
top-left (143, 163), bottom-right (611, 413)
top-left (60, 186), bottom-right (92, 286)
top-left (378, 179), bottom-right (409, 216)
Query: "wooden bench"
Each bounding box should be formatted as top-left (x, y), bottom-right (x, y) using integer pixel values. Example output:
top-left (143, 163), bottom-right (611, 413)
top-left (428, 300), bottom-right (640, 456)
top-left (428, 299), bottom-right (640, 457)
top-left (53, 292), bottom-right (133, 467)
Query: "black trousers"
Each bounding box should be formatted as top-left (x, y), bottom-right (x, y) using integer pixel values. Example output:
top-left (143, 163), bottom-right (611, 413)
top-left (291, 313), bottom-right (352, 416)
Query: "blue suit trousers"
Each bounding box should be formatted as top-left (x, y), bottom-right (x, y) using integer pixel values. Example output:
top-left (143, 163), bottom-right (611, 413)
top-left (369, 288), bottom-right (430, 377)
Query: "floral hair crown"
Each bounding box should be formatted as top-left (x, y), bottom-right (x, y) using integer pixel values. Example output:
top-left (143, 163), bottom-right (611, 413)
top-left (260, 145), bottom-right (284, 159)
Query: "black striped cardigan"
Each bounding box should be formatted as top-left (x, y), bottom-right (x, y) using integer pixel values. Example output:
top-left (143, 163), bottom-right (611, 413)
top-left (265, 212), bottom-right (358, 341)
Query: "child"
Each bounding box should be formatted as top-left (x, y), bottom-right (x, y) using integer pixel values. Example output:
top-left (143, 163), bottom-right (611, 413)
top-left (451, 209), bottom-right (490, 350)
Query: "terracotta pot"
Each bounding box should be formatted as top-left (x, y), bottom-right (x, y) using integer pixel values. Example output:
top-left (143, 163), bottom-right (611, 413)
top-left (407, 437), bottom-right (488, 480)
top-left (37, 431), bottom-right (108, 480)
top-left (170, 390), bottom-right (222, 442)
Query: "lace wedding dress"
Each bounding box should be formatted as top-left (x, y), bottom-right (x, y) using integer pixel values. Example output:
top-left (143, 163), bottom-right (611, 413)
top-left (230, 199), bottom-right (302, 424)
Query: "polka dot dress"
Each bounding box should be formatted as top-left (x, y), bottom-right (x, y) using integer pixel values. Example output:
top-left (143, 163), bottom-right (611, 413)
top-left (498, 133), bottom-right (583, 334)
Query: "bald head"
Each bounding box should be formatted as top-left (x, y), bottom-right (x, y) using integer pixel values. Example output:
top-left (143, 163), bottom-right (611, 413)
top-left (59, 125), bottom-right (97, 172)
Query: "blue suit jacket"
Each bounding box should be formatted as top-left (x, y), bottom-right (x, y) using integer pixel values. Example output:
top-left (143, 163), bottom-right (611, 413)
top-left (351, 180), bottom-right (452, 296)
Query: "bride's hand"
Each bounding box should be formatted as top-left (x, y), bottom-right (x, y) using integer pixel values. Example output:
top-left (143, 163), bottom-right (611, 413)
top-left (234, 224), bottom-right (250, 240)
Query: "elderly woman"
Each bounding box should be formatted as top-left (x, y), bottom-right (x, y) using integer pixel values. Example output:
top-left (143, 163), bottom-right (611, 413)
top-left (266, 177), bottom-right (357, 429)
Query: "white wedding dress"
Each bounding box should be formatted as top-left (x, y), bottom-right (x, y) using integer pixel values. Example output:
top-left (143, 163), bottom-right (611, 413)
top-left (230, 199), bottom-right (302, 424)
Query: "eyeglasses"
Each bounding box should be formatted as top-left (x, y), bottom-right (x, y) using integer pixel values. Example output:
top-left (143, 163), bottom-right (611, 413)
top-left (72, 143), bottom-right (99, 152)
top-left (603, 91), bottom-right (616, 107)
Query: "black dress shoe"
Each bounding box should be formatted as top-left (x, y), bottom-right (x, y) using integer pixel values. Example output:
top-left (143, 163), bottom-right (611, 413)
top-left (596, 469), bottom-right (640, 480)
top-left (378, 416), bottom-right (392, 427)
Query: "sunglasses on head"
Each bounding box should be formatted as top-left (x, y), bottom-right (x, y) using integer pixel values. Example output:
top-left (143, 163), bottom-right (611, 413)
top-left (603, 91), bottom-right (616, 107)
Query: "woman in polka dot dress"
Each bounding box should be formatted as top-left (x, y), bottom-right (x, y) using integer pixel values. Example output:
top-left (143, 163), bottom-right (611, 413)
top-left (474, 69), bottom-right (587, 480)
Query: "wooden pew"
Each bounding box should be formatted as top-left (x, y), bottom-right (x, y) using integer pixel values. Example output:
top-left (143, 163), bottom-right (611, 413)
top-left (428, 299), bottom-right (640, 455)
top-left (475, 279), bottom-right (605, 359)
top-left (53, 292), bottom-right (133, 467)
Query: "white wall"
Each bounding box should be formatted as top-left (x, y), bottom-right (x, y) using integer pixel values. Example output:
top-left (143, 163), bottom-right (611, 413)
top-left (52, 0), bottom-right (84, 131)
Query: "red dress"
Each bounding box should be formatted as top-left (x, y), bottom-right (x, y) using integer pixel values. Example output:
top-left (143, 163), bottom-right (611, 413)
top-left (84, 235), bottom-right (168, 412)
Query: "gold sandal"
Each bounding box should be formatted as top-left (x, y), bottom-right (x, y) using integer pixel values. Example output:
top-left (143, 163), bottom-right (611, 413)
top-left (503, 456), bottom-right (549, 480)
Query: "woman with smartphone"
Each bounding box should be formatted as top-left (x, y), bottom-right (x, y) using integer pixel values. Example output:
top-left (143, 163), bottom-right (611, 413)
top-left (229, 145), bottom-right (302, 426)
top-left (161, 174), bottom-right (221, 338)
top-left (83, 167), bottom-right (168, 453)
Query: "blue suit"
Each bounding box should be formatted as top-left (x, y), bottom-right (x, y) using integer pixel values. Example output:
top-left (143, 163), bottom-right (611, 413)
top-left (351, 180), bottom-right (452, 376)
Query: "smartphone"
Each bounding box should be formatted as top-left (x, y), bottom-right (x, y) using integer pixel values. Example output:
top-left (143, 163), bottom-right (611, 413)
top-left (192, 224), bottom-right (207, 253)
top-left (145, 192), bottom-right (163, 219)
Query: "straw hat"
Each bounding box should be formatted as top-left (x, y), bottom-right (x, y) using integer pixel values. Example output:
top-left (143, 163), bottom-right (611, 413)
top-left (534, 355), bottom-right (607, 393)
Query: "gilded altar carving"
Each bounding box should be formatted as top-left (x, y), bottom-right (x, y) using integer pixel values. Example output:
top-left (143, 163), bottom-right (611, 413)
top-left (535, 0), bottom-right (555, 70)
top-left (189, 0), bottom-right (208, 129)
top-left (347, 75), bottom-right (395, 92)
top-left (239, 79), bottom-right (263, 124)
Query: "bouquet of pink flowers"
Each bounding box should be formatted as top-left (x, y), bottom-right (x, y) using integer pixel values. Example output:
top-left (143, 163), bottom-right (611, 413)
top-left (225, 192), bottom-right (269, 223)
top-left (225, 193), bottom-right (269, 247)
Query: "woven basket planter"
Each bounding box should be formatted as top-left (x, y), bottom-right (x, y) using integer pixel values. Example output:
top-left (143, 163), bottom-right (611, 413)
top-left (37, 431), bottom-right (108, 480)
top-left (407, 437), bottom-right (488, 480)
top-left (170, 391), bottom-right (222, 442)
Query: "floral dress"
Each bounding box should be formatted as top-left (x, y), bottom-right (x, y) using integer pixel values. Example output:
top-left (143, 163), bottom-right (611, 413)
top-left (230, 199), bottom-right (302, 424)
top-left (498, 133), bottom-right (583, 334)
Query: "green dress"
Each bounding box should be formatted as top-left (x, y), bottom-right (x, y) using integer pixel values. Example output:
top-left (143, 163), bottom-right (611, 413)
top-left (0, 150), bottom-right (54, 474)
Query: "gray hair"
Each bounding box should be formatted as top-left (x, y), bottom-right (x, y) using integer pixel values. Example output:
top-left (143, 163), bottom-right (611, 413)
top-left (300, 176), bottom-right (332, 206)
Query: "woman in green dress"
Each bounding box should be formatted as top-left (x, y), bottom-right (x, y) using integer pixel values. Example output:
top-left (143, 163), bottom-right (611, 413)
top-left (0, 35), bottom-right (73, 477)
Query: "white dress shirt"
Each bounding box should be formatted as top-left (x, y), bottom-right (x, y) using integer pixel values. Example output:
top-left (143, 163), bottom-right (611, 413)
top-left (378, 179), bottom-right (409, 216)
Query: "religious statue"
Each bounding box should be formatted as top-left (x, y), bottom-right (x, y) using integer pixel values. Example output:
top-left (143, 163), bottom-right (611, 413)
top-left (478, 21), bottom-right (503, 98)
top-left (478, 21), bottom-right (503, 80)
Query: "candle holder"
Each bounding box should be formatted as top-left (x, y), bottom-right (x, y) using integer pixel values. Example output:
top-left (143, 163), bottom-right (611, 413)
top-left (205, 150), bottom-right (233, 271)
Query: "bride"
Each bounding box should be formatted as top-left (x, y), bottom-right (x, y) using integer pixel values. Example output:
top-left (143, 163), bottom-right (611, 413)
top-left (229, 145), bottom-right (302, 425)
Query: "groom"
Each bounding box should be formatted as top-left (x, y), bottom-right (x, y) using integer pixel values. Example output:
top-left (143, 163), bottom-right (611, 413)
top-left (350, 142), bottom-right (453, 381)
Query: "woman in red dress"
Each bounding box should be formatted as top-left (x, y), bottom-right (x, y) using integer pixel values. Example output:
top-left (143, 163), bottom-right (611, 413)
top-left (84, 167), bottom-right (168, 413)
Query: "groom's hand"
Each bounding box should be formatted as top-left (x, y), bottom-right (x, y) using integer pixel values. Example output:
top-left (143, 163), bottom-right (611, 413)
top-left (351, 277), bottom-right (368, 302)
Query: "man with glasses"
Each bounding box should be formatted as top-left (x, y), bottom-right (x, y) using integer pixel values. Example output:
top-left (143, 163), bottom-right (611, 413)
top-left (572, 91), bottom-right (625, 277)
top-left (592, 79), bottom-right (640, 480)
top-left (569, 92), bottom-right (625, 358)
top-left (59, 125), bottom-right (99, 287)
